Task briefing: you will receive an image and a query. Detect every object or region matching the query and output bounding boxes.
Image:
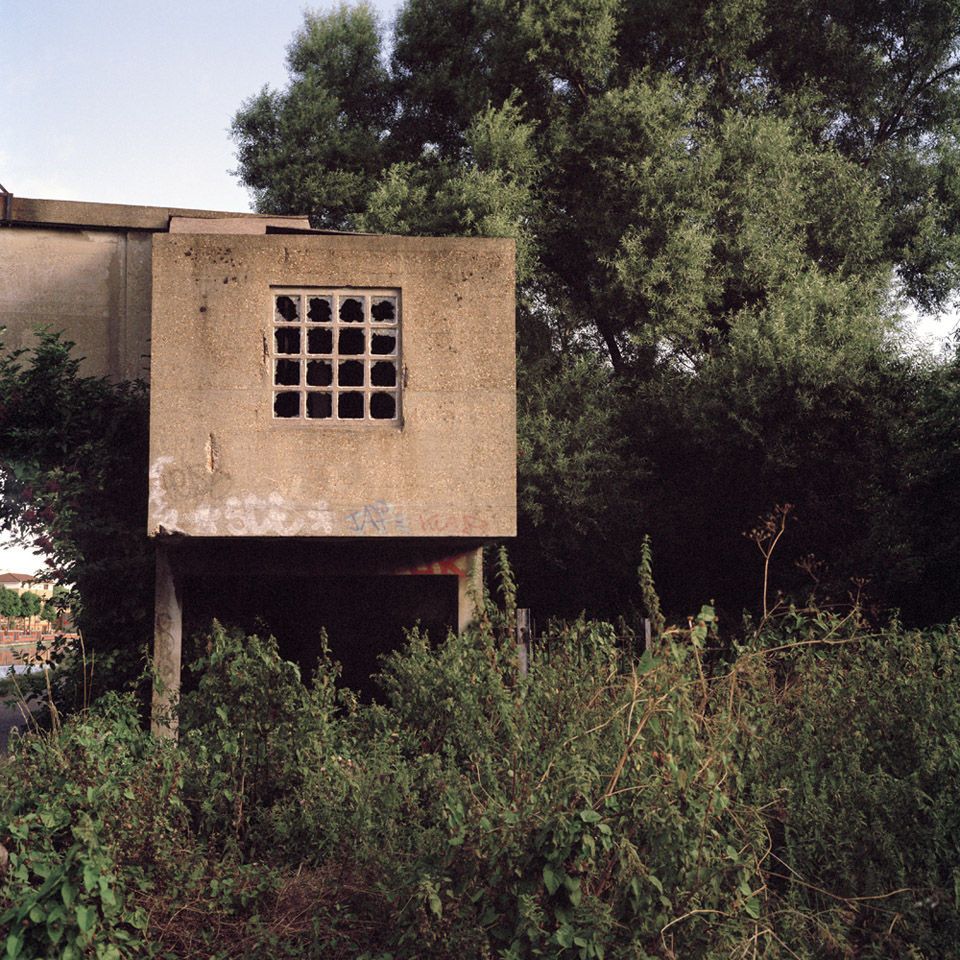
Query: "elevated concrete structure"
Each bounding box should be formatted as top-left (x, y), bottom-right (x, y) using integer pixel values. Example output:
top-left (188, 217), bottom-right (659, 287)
top-left (0, 194), bottom-right (516, 733)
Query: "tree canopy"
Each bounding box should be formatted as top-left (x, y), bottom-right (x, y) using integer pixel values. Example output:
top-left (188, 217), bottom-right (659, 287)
top-left (229, 0), bottom-right (960, 622)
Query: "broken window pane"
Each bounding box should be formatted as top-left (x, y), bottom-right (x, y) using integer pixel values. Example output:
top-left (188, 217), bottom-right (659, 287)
top-left (275, 359), bottom-right (300, 386)
top-left (307, 296), bottom-right (332, 323)
top-left (371, 360), bottom-right (396, 387)
top-left (338, 360), bottom-right (365, 386)
top-left (274, 391), bottom-right (300, 418)
top-left (306, 360), bottom-right (333, 387)
top-left (306, 392), bottom-right (333, 419)
top-left (275, 295), bottom-right (299, 322)
top-left (371, 297), bottom-right (396, 322)
top-left (275, 328), bottom-right (301, 354)
top-left (307, 327), bottom-right (333, 355)
top-left (339, 297), bottom-right (365, 323)
top-left (339, 329), bottom-right (365, 355)
top-left (272, 288), bottom-right (400, 424)
top-left (371, 333), bottom-right (396, 355)
top-left (338, 392), bottom-right (364, 419)
top-left (370, 392), bottom-right (397, 419)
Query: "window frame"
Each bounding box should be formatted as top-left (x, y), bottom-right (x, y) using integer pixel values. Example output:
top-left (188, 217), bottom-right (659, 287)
top-left (269, 286), bottom-right (402, 426)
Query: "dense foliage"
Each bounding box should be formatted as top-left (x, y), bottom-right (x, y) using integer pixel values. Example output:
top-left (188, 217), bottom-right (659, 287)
top-left (3, 585), bottom-right (960, 958)
top-left (232, 0), bottom-right (960, 622)
top-left (0, 331), bottom-right (152, 695)
top-left (0, 587), bottom-right (45, 627)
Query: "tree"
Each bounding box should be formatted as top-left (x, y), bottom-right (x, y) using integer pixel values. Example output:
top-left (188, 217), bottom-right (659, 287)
top-left (0, 586), bottom-right (22, 627)
top-left (232, 3), bottom-right (394, 230)
top-left (0, 331), bottom-right (152, 696)
top-left (19, 590), bottom-right (40, 629)
top-left (230, 0), bottom-right (960, 622)
top-left (235, 0), bottom-right (960, 363)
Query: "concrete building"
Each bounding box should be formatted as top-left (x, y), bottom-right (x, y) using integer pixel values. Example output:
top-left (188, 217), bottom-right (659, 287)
top-left (0, 572), bottom-right (55, 600)
top-left (0, 191), bottom-right (516, 731)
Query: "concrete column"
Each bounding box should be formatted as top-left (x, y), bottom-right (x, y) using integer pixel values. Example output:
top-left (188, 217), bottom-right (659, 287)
top-left (151, 544), bottom-right (182, 737)
top-left (457, 547), bottom-right (484, 632)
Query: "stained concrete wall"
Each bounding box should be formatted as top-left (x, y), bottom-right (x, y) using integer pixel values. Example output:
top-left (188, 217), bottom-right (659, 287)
top-left (0, 225), bottom-right (153, 382)
top-left (147, 232), bottom-right (516, 539)
top-left (0, 198), bottom-right (517, 543)
top-left (0, 197), bottom-right (309, 383)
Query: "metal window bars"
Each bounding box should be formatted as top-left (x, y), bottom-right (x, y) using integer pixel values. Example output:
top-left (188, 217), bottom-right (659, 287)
top-left (271, 288), bottom-right (401, 423)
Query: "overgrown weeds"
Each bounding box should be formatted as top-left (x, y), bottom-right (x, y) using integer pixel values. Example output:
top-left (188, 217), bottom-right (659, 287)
top-left (2, 576), bottom-right (959, 957)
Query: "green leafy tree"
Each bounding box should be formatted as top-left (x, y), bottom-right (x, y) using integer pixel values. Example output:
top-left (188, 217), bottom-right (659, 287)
top-left (0, 330), bottom-right (152, 698)
top-left (0, 586), bottom-right (22, 627)
top-left (232, 2), bottom-right (394, 230)
top-left (231, 0), bottom-right (960, 621)
top-left (19, 590), bottom-right (40, 627)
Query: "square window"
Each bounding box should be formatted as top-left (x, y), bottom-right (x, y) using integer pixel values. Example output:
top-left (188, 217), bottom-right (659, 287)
top-left (271, 289), bottom-right (401, 422)
top-left (275, 295), bottom-right (300, 322)
top-left (275, 359), bottom-right (300, 386)
top-left (306, 360), bottom-right (333, 387)
top-left (371, 297), bottom-right (397, 322)
top-left (274, 391), bottom-right (300, 418)
top-left (338, 392), bottom-right (365, 418)
top-left (371, 332), bottom-right (396, 355)
top-left (338, 360), bottom-right (365, 386)
top-left (370, 392), bottom-right (397, 420)
top-left (275, 327), bottom-right (300, 355)
top-left (371, 360), bottom-right (397, 387)
top-left (339, 329), bottom-right (365, 355)
top-left (307, 327), bottom-right (333, 355)
top-left (339, 297), bottom-right (365, 323)
top-left (307, 296), bottom-right (332, 323)
top-left (306, 392), bottom-right (333, 419)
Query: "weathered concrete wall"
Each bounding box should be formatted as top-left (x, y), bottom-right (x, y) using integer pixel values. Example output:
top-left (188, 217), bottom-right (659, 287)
top-left (7, 196), bottom-right (307, 232)
top-left (0, 226), bottom-right (152, 381)
top-left (148, 232), bottom-right (516, 539)
top-left (0, 198), bottom-right (309, 383)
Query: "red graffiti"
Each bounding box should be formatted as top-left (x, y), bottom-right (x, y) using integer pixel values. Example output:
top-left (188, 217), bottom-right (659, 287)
top-left (416, 512), bottom-right (486, 536)
top-left (394, 553), bottom-right (472, 577)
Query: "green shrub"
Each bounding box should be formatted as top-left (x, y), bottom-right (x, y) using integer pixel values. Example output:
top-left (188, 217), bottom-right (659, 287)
top-left (0, 693), bottom-right (184, 959)
top-left (740, 609), bottom-right (960, 957)
top-left (5, 596), bottom-right (960, 958)
top-left (354, 609), bottom-right (766, 959)
top-left (177, 622), bottom-right (344, 859)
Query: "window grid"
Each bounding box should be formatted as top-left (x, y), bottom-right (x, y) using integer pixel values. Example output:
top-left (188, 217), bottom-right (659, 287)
top-left (271, 288), bottom-right (400, 423)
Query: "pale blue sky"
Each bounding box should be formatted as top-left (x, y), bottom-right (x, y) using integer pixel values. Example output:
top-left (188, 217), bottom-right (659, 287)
top-left (1, 0), bottom-right (401, 211)
top-left (0, 0), bottom-right (954, 573)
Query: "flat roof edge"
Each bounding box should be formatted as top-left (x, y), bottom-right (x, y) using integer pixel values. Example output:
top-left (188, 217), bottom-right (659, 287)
top-left (3, 196), bottom-right (310, 232)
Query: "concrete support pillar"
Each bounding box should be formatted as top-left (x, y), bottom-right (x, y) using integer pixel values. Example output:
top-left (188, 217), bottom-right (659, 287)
top-left (457, 547), bottom-right (484, 632)
top-left (151, 544), bottom-right (182, 737)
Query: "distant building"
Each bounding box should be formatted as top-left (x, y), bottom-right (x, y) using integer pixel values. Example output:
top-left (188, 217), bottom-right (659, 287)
top-left (0, 572), bottom-right (54, 600)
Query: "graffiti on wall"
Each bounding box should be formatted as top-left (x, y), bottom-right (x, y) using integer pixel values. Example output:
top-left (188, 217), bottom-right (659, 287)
top-left (149, 457), bottom-right (334, 536)
top-left (415, 512), bottom-right (487, 536)
top-left (343, 500), bottom-right (410, 535)
top-left (150, 457), bottom-right (491, 540)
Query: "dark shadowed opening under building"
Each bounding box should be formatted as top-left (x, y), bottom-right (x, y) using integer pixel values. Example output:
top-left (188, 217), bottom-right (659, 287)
top-left (181, 573), bottom-right (460, 698)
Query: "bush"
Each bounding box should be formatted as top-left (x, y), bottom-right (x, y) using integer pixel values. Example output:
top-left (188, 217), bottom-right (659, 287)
top-left (4, 594), bottom-right (960, 958)
top-left (0, 693), bottom-right (184, 959)
top-left (356, 609), bottom-right (769, 959)
top-left (177, 622), bottom-right (344, 859)
top-left (739, 609), bottom-right (960, 957)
